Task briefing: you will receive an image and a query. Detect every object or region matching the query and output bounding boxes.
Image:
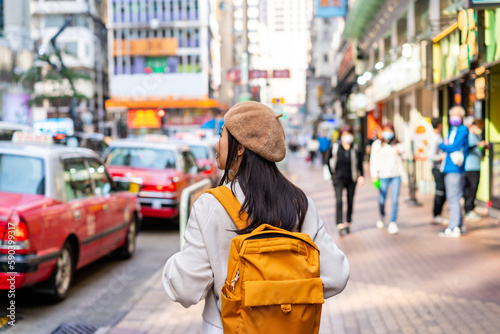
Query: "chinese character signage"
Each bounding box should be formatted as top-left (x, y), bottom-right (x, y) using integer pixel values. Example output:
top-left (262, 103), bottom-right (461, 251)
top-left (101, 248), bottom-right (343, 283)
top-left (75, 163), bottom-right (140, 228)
top-left (128, 109), bottom-right (162, 129)
top-left (315, 0), bottom-right (346, 18)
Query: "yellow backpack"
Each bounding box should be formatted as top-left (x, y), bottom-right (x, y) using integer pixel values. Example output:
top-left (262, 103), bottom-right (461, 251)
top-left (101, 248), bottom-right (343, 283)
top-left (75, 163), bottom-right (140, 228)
top-left (206, 186), bottom-right (324, 334)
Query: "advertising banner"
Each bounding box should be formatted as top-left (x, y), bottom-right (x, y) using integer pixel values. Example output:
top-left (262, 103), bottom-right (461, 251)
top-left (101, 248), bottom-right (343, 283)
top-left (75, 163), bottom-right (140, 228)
top-left (315, 0), bottom-right (346, 18)
top-left (1, 93), bottom-right (31, 124)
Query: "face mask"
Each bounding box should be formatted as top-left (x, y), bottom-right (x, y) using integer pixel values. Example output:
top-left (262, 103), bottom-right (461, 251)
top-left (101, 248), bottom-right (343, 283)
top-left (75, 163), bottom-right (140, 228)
top-left (473, 128), bottom-right (482, 136)
top-left (341, 134), bottom-right (354, 144)
top-left (450, 116), bottom-right (462, 127)
top-left (382, 131), bottom-right (394, 141)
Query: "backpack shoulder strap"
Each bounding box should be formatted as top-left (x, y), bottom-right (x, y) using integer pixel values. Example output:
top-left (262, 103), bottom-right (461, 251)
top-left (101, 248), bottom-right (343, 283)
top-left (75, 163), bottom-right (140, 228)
top-left (206, 186), bottom-right (249, 230)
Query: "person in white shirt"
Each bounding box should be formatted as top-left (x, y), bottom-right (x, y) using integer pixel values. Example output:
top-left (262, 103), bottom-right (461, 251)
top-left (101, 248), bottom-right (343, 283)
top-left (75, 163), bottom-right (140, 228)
top-left (163, 101), bottom-right (350, 333)
top-left (370, 123), bottom-right (405, 235)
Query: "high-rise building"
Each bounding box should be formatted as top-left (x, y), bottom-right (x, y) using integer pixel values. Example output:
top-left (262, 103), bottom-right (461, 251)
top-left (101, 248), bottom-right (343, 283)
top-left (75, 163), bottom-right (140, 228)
top-left (31, 0), bottom-right (108, 133)
top-left (0, 0), bottom-right (33, 125)
top-left (105, 0), bottom-right (227, 137)
top-left (266, 0), bottom-right (312, 109)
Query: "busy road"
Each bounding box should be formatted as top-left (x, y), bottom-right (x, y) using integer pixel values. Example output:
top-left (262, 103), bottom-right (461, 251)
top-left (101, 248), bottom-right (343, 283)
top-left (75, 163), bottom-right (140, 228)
top-left (0, 220), bottom-right (180, 334)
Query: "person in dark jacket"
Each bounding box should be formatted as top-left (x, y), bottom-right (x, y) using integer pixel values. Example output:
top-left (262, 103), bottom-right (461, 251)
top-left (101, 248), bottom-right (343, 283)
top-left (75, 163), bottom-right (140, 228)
top-left (327, 125), bottom-right (364, 236)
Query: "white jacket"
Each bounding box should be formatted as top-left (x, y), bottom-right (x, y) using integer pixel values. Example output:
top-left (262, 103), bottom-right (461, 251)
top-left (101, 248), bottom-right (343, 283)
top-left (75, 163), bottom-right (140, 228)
top-left (369, 139), bottom-right (405, 179)
top-left (163, 181), bottom-right (350, 329)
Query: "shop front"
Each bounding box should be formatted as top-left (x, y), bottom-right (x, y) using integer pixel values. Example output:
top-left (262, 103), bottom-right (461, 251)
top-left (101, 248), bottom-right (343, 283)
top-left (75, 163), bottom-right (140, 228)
top-left (105, 98), bottom-right (227, 137)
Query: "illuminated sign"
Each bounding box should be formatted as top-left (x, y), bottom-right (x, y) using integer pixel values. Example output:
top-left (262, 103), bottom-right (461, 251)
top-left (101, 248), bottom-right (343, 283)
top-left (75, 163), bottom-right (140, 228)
top-left (315, 0), bottom-right (346, 18)
top-left (127, 109), bottom-right (162, 129)
top-left (458, 9), bottom-right (477, 72)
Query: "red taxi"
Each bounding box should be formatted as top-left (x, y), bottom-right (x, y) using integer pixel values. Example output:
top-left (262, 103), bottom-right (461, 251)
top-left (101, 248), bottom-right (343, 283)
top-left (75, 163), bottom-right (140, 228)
top-left (103, 139), bottom-right (210, 219)
top-left (174, 139), bottom-right (220, 186)
top-left (0, 138), bottom-right (141, 301)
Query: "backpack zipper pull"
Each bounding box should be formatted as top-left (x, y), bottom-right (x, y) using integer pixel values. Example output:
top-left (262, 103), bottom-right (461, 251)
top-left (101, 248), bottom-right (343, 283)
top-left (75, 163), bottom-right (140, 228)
top-left (230, 270), bottom-right (240, 290)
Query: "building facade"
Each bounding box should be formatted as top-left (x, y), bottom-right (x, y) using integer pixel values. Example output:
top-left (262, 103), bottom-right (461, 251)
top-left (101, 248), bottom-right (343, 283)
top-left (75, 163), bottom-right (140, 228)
top-left (31, 0), bottom-right (108, 133)
top-left (105, 0), bottom-right (226, 137)
top-left (0, 0), bottom-right (33, 125)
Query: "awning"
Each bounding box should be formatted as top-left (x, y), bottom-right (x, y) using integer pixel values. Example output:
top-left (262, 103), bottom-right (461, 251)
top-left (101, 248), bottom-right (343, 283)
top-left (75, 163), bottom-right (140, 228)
top-left (105, 98), bottom-right (229, 111)
top-left (343, 0), bottom-right (385, 41)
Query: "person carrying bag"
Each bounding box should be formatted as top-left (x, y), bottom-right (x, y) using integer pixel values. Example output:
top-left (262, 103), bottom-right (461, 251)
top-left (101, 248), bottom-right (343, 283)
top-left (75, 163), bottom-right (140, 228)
top-left (163, 101), bottom-right (350, 334)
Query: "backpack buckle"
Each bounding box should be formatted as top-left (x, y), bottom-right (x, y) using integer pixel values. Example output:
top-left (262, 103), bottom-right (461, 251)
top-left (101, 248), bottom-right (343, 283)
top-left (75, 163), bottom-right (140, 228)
top-left (280, 304), bottom-right (292, 314)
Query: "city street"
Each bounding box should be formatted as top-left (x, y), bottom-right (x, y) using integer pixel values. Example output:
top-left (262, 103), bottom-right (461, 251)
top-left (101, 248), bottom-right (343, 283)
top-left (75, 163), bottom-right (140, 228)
top-left (107, 154), bottom-right (500, 334)
top-left (0, 221), bottom-right (180, 334)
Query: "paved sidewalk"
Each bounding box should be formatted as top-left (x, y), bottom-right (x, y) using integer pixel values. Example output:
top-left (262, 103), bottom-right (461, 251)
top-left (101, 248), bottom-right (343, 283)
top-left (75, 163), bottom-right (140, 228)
top-left (107, 155), bottom-right (500, 334)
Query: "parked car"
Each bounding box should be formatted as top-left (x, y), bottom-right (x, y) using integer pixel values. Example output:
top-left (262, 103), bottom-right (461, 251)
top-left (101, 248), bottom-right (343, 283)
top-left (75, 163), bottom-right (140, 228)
top-left (102, 139), bottom-right (210, 219)
top-left (0, 139), bottom-right (141, 301)
top-left (53, 132), bottom-right (110, 155)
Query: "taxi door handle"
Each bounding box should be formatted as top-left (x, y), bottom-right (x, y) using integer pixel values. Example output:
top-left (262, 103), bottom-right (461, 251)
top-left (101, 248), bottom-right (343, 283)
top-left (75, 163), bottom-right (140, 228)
top-left (74, 210), bottom-right (81, 220)
top-left (102, 204), bottom-right (109, 212)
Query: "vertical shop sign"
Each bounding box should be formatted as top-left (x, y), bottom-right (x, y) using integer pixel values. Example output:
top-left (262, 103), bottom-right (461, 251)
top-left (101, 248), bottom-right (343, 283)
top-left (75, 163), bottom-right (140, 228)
top-left (458, 9), bottom-right (477, 71)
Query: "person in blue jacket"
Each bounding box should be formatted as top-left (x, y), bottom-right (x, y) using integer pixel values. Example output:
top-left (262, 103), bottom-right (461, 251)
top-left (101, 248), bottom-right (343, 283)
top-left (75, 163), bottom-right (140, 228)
top-left (438, 106), bottom-right (469, 237)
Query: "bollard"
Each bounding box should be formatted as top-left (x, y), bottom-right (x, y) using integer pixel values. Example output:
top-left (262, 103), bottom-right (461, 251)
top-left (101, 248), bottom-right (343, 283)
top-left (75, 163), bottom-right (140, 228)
top-left (179, 179), bottom-right (213, 250)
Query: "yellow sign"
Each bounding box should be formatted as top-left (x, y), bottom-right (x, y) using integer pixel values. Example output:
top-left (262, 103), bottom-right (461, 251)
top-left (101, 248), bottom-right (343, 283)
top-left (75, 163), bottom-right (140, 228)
top-left (458, 9), bottom-right (477, 72)
top-left (127, 109), bottom-right (162, 129)
top-left (272, 97), bottom-right (285, 104)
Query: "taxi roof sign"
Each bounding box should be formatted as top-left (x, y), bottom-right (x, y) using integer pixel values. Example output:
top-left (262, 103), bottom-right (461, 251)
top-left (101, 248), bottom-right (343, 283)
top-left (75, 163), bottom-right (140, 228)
top-left (143, 134), bottom-right (169, 143)
top-left (12, 131), bottom-right (54, 145)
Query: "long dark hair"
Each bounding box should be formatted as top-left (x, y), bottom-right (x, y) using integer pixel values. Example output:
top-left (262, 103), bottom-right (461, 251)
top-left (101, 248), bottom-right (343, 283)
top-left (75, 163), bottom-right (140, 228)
top-left (219, 129), bottom-right (309, 234)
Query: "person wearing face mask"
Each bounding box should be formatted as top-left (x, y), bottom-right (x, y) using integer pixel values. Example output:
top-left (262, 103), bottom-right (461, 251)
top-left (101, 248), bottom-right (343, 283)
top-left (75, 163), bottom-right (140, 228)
top-left (327, 125), bottom-right (364, 236)
top-left (438, 106), bottom-right (469, 237)
top-left (464, 118), bottom-right (488, 221)
top-left (370, 123), bottom-right (405, 235)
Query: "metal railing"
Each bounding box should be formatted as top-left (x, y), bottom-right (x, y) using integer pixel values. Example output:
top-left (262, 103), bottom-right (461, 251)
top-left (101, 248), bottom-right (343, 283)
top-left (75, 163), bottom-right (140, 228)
top-left (179, 179), bottom-right (213, 249)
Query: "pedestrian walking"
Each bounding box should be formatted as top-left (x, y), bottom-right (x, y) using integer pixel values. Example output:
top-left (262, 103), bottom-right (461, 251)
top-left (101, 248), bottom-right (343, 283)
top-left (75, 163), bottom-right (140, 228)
top-left (438, 106), bottom-right (469, 237)
top-left (306, 135), bottom-right (320, 166)
top-left (163, 101), bottom-right (349, 334)
top-left (464, 118), bottom-right (488, 221)
top-left (428, 118), bottom-right (447, 224)
top-left (318, 132), bottom-right (332, 165)
top-left (370, 123), bottom-right (405, 235)
top-left (327, 125), bottom-right (364, 236)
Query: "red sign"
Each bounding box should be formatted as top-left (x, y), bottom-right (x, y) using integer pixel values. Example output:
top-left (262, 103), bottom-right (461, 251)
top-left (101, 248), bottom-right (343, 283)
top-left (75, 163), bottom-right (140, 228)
top-left (249, 70), bottom-right (268, 79)
top-left (128, 109), bottom-right (162, 129)
top-left (338, 45), bottom-right (353, 80)
top-left (227, 69), bottom-right (241, 82)
top-left (272, 70), bottom-right (290, 78)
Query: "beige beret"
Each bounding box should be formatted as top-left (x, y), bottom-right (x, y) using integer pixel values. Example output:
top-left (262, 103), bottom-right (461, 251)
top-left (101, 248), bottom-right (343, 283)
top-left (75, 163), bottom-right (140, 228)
top-left (224, 101), bottom-right (286, 162)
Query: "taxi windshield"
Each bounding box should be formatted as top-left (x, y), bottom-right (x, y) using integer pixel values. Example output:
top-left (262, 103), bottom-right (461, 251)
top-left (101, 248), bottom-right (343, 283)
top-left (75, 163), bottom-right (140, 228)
top-left (106, 147), bottom-right (177, 169)
top-left (189, 145), bottom-right (210, 160)
top-left (0, 154), bottom-right (45, 195)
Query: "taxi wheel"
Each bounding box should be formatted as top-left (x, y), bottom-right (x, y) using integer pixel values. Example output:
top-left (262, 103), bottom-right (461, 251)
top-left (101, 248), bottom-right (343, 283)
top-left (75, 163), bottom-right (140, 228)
top-left (48, 242), bottom-right (74, 302)
top-left (114, 215), bottom-right (137, 259)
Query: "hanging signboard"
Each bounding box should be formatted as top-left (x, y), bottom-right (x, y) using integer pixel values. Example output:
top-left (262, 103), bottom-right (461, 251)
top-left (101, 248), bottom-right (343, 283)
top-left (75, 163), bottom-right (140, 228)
top-left (315, 0), bottom-right (346, 18)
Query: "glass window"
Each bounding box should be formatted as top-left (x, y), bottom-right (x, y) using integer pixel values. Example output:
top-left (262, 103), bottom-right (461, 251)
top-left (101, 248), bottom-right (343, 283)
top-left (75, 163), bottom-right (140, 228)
top-left (397, 12), bottom-right (407, 46)
top-left (181, 151), bottom-right (198, 174)
top-left (0, 155), bottom-right (44, 195)
top-left (105, 147), bottom-right (177, 170)
top-left (63, 159), bottom-right (93, 200)
top-left (415, 0), bottom-right (430, 37)
top-left (189, 145), bottom-right (209, 160)
top-left (87, 159), bottom-right (113, 196)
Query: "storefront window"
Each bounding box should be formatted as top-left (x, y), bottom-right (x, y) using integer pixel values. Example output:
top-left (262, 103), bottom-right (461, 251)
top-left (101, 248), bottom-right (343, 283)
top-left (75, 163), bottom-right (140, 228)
top-left (397, 12), bottom-right (408, 46)
top-left (415, 0), bottom-right (430, 38)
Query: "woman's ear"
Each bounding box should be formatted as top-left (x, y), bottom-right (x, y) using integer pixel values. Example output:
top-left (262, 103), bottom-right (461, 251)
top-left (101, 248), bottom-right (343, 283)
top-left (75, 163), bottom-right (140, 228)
top-left (237, 145), bottom-right (245, 157)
